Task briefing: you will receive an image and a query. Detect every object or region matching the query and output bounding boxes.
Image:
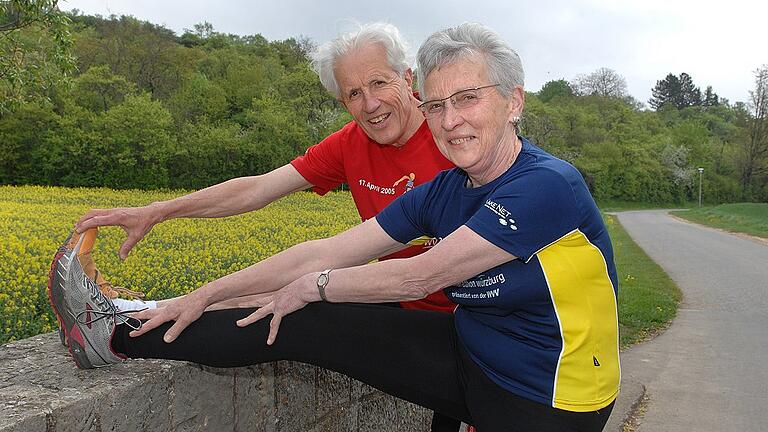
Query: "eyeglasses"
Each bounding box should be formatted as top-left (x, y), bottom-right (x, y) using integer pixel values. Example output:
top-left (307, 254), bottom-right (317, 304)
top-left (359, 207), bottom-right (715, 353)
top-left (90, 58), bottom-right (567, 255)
top-left (418, 84), bottom-right (500, 119)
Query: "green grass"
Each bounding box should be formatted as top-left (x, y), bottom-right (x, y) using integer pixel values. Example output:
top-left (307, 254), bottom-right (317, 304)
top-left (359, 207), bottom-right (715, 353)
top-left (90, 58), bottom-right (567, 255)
top-left (670, 203), bottom-right (768, 238)
top-left (605, 214), bottom-right (682, 347)
top-left (597, 200), bottom-right (693, 212)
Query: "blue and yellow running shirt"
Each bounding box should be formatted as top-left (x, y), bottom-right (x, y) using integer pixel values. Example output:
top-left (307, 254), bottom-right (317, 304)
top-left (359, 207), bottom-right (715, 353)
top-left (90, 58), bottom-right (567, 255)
top-left (376, 138), bottom-right (620, 412)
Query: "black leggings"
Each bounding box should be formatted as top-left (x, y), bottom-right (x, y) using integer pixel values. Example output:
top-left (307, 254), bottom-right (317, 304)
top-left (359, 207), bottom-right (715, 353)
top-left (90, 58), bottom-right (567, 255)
top-left (113, 303), bottom-right (613, 432)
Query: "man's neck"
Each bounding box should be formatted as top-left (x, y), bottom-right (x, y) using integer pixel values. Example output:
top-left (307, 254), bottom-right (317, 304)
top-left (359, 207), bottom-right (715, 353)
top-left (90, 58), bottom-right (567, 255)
top-left (392, 99), bottom-right (425, 148)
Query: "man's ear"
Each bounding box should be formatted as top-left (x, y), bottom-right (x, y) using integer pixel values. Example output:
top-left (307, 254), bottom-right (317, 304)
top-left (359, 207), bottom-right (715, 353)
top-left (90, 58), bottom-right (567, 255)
top-left (404, 68), bottom-right (414, 90)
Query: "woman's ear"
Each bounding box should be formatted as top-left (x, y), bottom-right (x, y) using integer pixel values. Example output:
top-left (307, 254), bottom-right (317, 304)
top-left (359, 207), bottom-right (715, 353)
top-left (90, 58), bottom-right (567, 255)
top-left (507, 85), bottom-right (525, 122)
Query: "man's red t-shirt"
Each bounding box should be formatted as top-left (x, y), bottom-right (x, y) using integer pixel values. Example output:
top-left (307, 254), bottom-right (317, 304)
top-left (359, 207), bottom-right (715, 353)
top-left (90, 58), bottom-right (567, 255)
top-left (291, 119), bottom-right (456, 312)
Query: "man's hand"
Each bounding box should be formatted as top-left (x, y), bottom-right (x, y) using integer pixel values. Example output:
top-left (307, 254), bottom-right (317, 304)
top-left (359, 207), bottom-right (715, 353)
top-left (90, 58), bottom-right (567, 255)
top-left (76, 205), bottom-right (161, 259)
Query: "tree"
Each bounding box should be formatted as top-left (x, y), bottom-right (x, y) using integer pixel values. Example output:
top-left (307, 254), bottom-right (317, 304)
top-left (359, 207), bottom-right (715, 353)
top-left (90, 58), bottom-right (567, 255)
top-left (649, 73), bottom-right (681, 110)
top-left (276, 66), bottom-right (342, 145)
top-left (166, 72), bottom-right (228, 126)
top-left (679, 73), bottom-right (701, 107)
top-left (0, 0), bottom-right (75, 113)
top-left (242, 90), bottom-right (310, 174)
top-left (702, 86), bottom-right (720, 107)
top-left (649, 72), bottom-right (704, 110)
top-left (519, 94), bottom-right (559, 149)
top-left (270, 36), bottom-right (315, 70)
top-left (167, 122), bottom-right (247, 189)
top-left (736, 65), bottom-right (768, 198)
top-left (575, 138), bottom-right (676, 203)
top-left (660, 144), bottom-right (693, 186)
top-left (0, 100), bottom-right (59, 183)
top-left (208, 51), bottom-right (283, 119)
top-left (537, 79), bottom-right (574, 103)
top-left (71, 14), bottom-right (198, 99)
top-left (90, 93), bottom-right (175, 188)
top-left (72, 64), bottom-right (136, 111)
top-left (178, 21), bottom-right (214, 48)
top-left (571, 67), bottom-right (627, 98)
top-left (190, 21), bottom-right (214, 39)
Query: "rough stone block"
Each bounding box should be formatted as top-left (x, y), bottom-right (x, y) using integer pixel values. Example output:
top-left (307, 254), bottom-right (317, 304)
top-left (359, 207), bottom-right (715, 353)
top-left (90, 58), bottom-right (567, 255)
top-left (312, 403), bottom-right (357, 432)
top-left (1, 333), bottom-right (431, 432)
top-left (357, 392), bottom-right (398, 432)
top-left (316, 368), bottom-right (352, 416)
top-left (274, 361), bottom-right (316, 432)
top-left (167, 364), bottom-right (235, 431)
top-left (234, 364), bottom-right (277, 432)
top-left (395, 398), bottom-right (431, 431)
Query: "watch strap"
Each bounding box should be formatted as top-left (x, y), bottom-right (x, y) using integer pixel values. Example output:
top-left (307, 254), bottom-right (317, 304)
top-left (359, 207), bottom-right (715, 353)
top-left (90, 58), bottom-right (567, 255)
top-left (317, 269), bottom-right (332, 302)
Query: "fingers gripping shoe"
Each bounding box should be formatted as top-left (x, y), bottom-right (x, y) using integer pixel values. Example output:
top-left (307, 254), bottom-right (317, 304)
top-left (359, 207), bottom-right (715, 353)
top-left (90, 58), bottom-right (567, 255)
top-left (48, 228), bottom-right (143, 368)
top-left (49, 229), bottom-right (145, 347)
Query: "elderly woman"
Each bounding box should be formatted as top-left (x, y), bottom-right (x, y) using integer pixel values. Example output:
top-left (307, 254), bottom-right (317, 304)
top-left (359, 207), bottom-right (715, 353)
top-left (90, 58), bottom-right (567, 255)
top-left (51, 23), bottom-right (620, 431)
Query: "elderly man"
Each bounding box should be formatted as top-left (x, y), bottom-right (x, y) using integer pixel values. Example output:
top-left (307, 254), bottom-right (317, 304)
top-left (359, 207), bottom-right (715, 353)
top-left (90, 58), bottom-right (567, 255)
top-left (76, 22), bottom-right (454, 313)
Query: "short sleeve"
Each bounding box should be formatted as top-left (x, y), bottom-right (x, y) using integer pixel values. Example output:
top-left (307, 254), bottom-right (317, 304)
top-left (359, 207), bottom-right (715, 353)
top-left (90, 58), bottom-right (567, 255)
top-left (375, 176), bottom-right (438, 244)
top-left (290, 126), bottom-right (348, 195)
top-left (465, 167), bottom-right (581, 262)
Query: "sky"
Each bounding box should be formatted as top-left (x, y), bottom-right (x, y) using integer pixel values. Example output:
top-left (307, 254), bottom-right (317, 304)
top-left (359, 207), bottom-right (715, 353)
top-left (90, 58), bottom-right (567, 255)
top-left (60, 0), bottom-right (767, 106)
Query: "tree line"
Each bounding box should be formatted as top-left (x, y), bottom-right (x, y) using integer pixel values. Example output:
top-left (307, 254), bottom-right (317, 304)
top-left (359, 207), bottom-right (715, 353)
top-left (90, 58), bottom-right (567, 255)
top-left (524, 67), bottom-right (767, 203)
top-left (1, 3), bottom-right (766, 203)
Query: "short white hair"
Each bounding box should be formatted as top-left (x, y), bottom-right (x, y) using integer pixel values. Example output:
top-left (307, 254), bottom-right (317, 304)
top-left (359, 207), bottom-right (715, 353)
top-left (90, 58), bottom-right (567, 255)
top-left (417, 23), bottom-right (524, 98)
top-left (311, 22), bottom-right (411, 98)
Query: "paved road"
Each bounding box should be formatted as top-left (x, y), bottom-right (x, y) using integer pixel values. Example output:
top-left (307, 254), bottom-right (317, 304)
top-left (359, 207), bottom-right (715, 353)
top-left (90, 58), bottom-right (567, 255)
top-left (616, 210), bottom-right (768, 432)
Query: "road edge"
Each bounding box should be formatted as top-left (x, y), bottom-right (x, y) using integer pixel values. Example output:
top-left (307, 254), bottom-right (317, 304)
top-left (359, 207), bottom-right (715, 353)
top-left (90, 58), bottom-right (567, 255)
top-left (604, 378), bottom-right (646, 431)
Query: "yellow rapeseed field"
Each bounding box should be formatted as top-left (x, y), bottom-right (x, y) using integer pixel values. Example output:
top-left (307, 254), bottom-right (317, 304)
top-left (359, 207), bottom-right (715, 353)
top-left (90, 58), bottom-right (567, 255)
top-left (0, 185), bottom-right (360, 343)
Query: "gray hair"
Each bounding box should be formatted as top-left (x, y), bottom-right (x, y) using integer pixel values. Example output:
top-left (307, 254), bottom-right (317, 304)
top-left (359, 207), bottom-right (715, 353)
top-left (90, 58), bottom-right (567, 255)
top-left (311, 22), bottom-right (411, 99)
top-left (416, 23), bottom-right (524, 98)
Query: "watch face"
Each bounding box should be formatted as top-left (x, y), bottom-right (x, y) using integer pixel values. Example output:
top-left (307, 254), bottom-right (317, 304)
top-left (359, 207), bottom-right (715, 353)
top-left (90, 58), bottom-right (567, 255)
top-left (318, 274), bottom-right (329, 286)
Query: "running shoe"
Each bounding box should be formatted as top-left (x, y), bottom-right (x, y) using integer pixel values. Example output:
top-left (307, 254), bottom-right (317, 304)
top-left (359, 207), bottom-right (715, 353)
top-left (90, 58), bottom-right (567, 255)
top-left (48, 228), bottom-right (143, 369)
top-left (49, 228), bottom-right (145, 347)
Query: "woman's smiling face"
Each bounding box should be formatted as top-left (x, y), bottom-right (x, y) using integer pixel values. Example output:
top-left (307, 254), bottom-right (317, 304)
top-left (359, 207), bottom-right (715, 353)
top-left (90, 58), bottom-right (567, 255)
top-left (422, 55), bottom-right (523, 183)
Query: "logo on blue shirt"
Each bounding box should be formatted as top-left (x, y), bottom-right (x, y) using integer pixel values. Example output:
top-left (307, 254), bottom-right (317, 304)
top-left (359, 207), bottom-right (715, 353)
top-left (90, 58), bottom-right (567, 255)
top-left (485, 199), bottom-right (518, 230)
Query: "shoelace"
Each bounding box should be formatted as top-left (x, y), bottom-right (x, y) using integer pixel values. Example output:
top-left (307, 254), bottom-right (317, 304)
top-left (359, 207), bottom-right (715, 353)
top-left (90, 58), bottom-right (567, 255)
top-left (75, 274), bottom-right (144, 331)
top-left (76, 308), bottom-right (144, 331)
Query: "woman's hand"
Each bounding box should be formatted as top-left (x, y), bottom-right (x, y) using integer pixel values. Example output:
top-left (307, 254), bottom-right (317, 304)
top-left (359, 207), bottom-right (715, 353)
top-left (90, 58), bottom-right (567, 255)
top-left (235, 272), bottom-right (320, 345)
top-left (206, 293), bottom-right (275, 311)
top-left (128, 290), bottom-right (209, 342)
top-left (157, 293), bottom-right (275, 311)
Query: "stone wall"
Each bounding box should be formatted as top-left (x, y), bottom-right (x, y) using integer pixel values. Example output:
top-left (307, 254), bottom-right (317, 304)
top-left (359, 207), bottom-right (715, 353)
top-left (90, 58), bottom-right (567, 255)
top-left (0, 333), bottom-right (431, 431)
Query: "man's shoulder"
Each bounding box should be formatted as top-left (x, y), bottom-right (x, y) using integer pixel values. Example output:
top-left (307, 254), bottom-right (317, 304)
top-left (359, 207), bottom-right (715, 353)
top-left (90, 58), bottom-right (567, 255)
top-left (340, 120), bottom-right (370, 142)
top-left (307, 120), bottom-right (369, 157)
top-left (321, 120), bottom-right (373, 148)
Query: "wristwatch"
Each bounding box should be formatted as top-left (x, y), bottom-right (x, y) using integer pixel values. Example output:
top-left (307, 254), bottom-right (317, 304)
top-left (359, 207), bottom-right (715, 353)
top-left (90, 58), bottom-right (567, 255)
top-left (317, 269), bottom-right (332, 302)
